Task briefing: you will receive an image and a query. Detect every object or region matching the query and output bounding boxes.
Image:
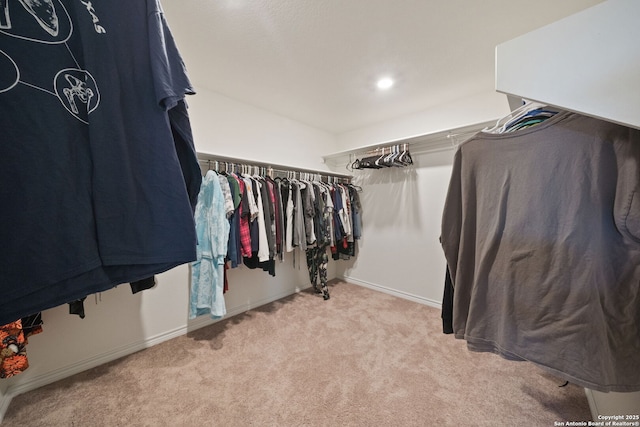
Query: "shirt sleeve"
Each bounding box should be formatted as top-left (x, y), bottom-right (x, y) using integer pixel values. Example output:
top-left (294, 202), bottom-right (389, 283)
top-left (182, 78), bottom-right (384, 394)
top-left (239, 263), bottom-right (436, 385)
top-left (440, 148), bottom-right (464, 287)
top-left (147, 0), bottom-right (195, 110)
top-left (613, 126), bottom-right (640, 243)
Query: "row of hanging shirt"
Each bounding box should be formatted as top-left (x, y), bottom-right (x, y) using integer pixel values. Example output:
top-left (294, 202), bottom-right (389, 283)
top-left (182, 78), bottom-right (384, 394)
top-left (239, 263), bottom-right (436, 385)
top-left (190, 162), bottom-right (362, 319)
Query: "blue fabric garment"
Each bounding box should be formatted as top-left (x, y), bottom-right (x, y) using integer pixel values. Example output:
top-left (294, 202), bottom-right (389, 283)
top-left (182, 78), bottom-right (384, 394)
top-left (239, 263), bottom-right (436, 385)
top-left (190, 171), bottom-right (230, 319)
top-left (0, 0), bottom-right (198, 325)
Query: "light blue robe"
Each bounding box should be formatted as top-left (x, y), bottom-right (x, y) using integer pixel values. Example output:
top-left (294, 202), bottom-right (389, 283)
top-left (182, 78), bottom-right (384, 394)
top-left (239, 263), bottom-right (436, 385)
top-left (190, 171), bottom-right (230, 319)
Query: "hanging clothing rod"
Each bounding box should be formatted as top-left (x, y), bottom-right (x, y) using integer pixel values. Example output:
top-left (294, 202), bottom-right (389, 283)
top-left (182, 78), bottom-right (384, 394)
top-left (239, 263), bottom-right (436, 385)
top-left (359, 143), bottom-right (411, 157)
top-left (197, 152), bottom-right (352, 182)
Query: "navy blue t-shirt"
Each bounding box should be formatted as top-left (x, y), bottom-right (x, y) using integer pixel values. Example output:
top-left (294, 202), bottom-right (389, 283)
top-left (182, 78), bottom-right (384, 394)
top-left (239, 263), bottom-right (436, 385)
top-left (0, 0), bottom-right (199, 324)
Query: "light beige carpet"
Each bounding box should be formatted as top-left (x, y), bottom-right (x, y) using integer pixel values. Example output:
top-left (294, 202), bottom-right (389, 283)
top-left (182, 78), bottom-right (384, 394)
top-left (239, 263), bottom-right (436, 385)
top-left (3, 280), bottom-right (591, 426)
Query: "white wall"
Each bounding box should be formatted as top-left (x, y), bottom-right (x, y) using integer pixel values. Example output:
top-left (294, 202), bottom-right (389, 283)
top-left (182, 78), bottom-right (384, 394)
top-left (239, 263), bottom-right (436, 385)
top-left (1, 266), bottom-right (191, 400)
top-left (0, 88), bottom-right (341, 420)
top-left (337, 151), bottom-right (456, 307)
top-left (331, 91), bottom-right (510, 306)
top-left (187, 87), bottom-right (337, 171)
top-left (335, 90), bottom-right (510, 153)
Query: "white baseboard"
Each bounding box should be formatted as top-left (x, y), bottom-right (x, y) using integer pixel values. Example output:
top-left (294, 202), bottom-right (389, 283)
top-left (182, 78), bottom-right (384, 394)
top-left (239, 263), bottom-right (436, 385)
top-left (0, 392), bottom-right (11, 425)
top-left (341, 275), bottom-right (442, 309)
top-left (2, 324), bottom-right (187, 411)
top-left (186, 285), bottom-right (311, 332)
top-left (585, 388), bottom-right (599, 420)
top-left (584, 388), bottom-right (640, 419)
top-left (0, 284), bottom-right (311, 423)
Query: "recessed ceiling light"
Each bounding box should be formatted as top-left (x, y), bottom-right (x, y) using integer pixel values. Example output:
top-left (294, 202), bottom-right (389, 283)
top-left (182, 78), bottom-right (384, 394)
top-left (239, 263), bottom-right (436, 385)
top-left (376, 77), bottom-right (394, 90)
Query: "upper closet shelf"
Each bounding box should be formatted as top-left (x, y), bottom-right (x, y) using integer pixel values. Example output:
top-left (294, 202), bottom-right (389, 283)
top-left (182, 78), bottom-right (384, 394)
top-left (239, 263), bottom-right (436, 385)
top-left (322, 120), bottom-right (495, 162)
top-left (495, 0), bottom-right (640, 131)
top-left (198, 151), bottom-right (352, 179)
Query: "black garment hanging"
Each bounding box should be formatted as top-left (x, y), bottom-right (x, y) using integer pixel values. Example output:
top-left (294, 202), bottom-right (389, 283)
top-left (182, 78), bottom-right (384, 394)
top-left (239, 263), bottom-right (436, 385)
top-left (441, 267), bottom-right (454, 335)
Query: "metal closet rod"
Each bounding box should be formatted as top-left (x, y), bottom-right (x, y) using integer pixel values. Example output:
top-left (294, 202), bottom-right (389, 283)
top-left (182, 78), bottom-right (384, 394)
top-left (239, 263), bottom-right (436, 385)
top-left (359, 142), bottom-right (410, 157)
top-left (196, 152), bottom-right (352, 182)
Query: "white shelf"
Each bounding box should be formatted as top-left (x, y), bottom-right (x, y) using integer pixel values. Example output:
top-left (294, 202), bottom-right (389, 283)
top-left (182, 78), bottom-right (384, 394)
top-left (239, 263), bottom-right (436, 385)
top-left (496, 0), bottom-right (640, 131)
top-left (197, 151), bottom-right (352, 179)
top-left (323, 120), bottom-right (495, 161)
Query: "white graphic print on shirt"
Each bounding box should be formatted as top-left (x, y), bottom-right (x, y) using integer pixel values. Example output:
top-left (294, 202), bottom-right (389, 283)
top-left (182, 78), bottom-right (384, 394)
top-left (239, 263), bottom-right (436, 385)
top-left (0, 0), bottom-right (102, 123)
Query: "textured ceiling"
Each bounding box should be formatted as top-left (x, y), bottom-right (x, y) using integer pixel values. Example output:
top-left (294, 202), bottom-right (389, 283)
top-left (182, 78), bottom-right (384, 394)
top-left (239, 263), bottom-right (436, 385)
top-left (161, 0), bottom-right (603, 134)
